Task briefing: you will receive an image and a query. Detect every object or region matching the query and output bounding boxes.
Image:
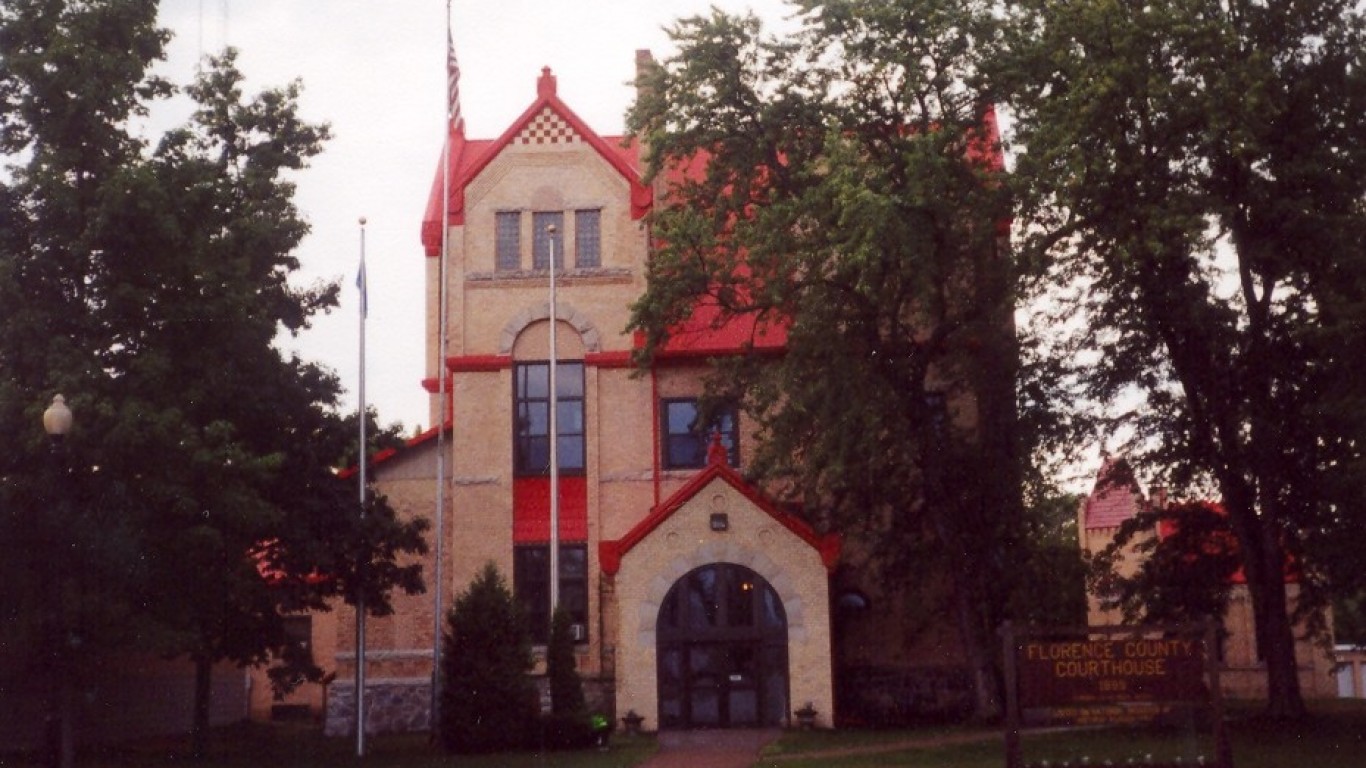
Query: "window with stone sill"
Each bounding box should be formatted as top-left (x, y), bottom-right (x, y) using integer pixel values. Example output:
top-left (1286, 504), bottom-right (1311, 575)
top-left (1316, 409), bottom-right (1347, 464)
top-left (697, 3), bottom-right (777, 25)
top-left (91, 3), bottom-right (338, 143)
top-left (496, 211), bottom-right (521, 271)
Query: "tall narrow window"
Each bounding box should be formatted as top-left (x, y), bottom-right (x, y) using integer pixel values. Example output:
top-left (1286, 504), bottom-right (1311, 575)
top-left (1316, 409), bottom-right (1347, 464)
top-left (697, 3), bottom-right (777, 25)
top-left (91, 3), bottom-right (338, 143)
top-left (496, 211), bottom-right (521, 271)
top-left (514, 544), bottom-right (588, 644)
top-left (662, 398), bottom-right (739, 469)
top-left (515, 361), bottom-right (584, 475)
top-left (532, 211), bottom-right (565, 269)
top-left (575, 209), bottom-right (601, 268)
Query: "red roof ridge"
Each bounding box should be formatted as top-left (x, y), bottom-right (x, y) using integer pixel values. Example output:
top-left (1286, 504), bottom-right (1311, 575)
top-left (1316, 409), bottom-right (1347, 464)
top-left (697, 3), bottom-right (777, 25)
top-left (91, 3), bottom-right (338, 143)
top-left (599, 459), bottom-right (840, 576)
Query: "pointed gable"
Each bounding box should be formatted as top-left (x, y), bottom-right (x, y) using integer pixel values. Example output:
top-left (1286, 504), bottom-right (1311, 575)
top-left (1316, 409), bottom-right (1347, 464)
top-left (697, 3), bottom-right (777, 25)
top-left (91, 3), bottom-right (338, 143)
top-left (1082, 455), bottom-right (1147, 530)
top-left (420, 66), bottom-right (651, 256)
top-left (600, 442), bottom-right (840, 576)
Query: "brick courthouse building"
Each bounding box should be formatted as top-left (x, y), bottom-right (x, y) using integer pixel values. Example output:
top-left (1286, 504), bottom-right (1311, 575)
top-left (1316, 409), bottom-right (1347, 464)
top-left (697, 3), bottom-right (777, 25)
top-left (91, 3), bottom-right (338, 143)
top-left (324, 53), bottom-right (987, 735)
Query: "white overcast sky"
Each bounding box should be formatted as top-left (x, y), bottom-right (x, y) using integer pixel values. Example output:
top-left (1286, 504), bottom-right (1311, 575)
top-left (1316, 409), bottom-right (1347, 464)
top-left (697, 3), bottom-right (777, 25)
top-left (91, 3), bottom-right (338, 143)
top-left (144, 0), bottom-right (797, 433)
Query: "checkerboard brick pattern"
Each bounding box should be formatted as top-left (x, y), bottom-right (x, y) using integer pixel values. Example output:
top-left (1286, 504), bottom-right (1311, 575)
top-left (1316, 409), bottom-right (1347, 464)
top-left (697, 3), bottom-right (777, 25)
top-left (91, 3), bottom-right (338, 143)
top-left (518, 108), bottom-right (578, 145)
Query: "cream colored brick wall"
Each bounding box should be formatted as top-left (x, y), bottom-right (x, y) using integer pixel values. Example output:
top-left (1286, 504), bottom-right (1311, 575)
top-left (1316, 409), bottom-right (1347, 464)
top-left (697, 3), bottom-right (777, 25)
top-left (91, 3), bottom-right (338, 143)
top-left (336, 446), bottom-right (446, 683)
top-left (613, 477), bottom-right (835, 729)
top-left (247, 608), bottom-right (337, 721)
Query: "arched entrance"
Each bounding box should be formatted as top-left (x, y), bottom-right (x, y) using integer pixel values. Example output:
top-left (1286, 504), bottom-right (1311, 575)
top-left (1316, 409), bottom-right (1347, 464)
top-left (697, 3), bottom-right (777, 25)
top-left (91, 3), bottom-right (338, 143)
top-left (655, 563), bottom-right (788, 729)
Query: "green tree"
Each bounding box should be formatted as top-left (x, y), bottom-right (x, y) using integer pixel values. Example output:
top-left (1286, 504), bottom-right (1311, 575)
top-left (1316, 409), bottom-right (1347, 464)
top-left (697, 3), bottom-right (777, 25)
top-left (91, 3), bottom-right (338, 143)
top-left (438, 562), bottom-right (536, 753)
top-left (0, 3), bottom-right (427, 758)
top-left (116, 50), bottom-right (427, 756)
top-left (1098, 501), bottom-right (1243, 628)
top-left (1011, 492), bottom-right (1088, 628)
top-left (0, 3), bottom-right (171, 763)
top-left (1001, 0), bottom-right (1366, 718)
top-left (1333, 592), bottom-right (1366, 647)
top-left (628, 0), bottom-right (1019, 720)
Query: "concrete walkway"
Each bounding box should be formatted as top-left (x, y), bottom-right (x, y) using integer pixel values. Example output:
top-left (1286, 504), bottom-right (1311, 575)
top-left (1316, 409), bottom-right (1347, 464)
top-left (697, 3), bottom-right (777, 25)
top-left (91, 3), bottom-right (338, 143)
top-left (635, 727), bottom-right (1003, 767)
top-left (636, 729), bottom-right (782, 768)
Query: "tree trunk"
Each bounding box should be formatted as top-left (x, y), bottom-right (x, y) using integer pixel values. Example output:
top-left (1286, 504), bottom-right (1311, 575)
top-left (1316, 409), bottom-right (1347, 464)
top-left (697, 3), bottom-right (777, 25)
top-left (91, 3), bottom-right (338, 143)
top-left (191, 655), bottom-right (212, 759)
top-left (1247, 529), bottom-right (1306, 719)
top-left (949, 574), bottom-right (1002, 721)
top-left (58, 674), bottom-right (75, 768)
top-left (1219, 475), bottom-right (1306, 719)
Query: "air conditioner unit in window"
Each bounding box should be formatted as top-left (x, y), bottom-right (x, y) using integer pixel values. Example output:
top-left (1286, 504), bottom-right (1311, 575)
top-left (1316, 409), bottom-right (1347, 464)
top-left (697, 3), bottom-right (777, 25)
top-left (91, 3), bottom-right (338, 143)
top-left (570, 622), bottom-right (587, 642)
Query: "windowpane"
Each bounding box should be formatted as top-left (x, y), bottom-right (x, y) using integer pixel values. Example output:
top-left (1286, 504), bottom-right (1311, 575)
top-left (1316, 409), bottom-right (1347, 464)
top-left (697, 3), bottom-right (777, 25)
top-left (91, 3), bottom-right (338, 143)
top-left (557, 436), bottom-right (584, 470)
top-left (515, 362), bottom-right (584, 476)
top-left (556, 363), bottom-right (584, 397)
top-left (687, 569), bottom-right (720, 629)
top-left (659, 591), bottom-right (681, 629)
top-left (561, 546), bottom-right (587, 577)
top-left (561, 583), bottom-right (588, 614)
top-left (519, 402), bottom-right (548, 435)
top-left (532, 211), bottom-right (565, 269)
top-left (496, 211), bottom-right (521, 271)
top-left (519, 437), bottom-right (549, 474)
top-left (556, 402), bottom-right (583, 433)
top-left (667, 401), bottom-right (698, 433)
top-left (514, 544), bottom-right (588, 644)
top-left (662, 398), bottom-right (739, 469)
top-left (668, 435), bottom-right (703, 468)
top-left (520, 364), bottom-right (548, 398)
top-left (761, 588), bottom-right (785, 628)
top-left (514, 546), bottom-right (550, 640)
top-left (575, 209), bottom-right (601, 268)
top-left (727, 573), bottom-right (756, 627)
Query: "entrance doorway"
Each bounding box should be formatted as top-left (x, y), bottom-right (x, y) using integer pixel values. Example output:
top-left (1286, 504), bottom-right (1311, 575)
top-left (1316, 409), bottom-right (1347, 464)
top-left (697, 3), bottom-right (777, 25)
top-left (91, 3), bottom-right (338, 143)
top-left (656, 563), bottom-right (788, 728)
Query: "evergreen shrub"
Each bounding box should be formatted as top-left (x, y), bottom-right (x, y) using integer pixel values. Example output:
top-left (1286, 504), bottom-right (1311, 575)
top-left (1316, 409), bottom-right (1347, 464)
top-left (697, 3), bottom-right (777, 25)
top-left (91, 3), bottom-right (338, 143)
top-left (547, 606), bottom-right (585, 714)
top-left (437, 562), bottom-right (536, 753)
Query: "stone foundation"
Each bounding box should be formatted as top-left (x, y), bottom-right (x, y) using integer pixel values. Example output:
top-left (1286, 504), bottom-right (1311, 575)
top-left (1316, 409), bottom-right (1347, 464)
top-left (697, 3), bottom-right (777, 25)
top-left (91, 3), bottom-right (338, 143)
top-left (325, 678), bottom-right (431, 737)
top-left (324, 676), bottom-right (617, 737)
top-left (836, 665), bottom-right (972, 725)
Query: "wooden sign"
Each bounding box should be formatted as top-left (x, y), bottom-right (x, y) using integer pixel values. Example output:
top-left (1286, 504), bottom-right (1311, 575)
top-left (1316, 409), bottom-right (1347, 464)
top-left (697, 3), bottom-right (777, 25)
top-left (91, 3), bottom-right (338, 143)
top-left (1001, 621), bottom-right (1231, 768)
top-left (1016, 636), bottom-right (1207, 709)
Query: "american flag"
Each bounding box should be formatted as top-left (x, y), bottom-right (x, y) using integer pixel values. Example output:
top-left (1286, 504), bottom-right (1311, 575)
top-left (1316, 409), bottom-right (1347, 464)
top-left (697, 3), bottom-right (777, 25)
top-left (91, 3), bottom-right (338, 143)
top-left (447, 29), bottom-right (463, 136)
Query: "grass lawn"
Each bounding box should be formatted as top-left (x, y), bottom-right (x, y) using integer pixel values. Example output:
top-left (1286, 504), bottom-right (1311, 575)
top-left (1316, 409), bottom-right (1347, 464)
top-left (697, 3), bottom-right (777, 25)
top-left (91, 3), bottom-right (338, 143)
top-left (755, 700), bottom-right (1366, 768)
top-left (0, 722), bottom-right (658, 768)
top-left (5, 700), bottom-right (1363, 767)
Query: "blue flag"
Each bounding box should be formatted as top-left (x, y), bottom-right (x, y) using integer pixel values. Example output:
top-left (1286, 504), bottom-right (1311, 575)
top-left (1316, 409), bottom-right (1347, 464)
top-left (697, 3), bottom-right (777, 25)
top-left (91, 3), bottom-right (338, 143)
top-left (356, 258), bottom-right (368, 318)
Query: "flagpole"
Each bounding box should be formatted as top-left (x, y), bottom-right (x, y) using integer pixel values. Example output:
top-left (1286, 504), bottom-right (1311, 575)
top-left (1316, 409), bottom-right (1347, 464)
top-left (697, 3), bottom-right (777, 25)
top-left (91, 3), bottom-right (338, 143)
top-left (432, 0), bottom-right (457, 736)
top-left (356, 216), bottom-right (368, 758)
top-left (548, 225), bottom-right (560, 622)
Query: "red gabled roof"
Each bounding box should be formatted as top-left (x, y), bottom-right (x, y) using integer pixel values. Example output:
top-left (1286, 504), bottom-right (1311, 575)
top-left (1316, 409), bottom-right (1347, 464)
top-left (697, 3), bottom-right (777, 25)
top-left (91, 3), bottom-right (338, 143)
top-left (1082, 455), bottom-right (1145, 530)
top-left (420, 67), bottom-right (651, 256)
top-left (599, 437), bottom-right (840, 575)
top-left (636, 297), bottom-right (790, 360)
top-left (337, 421), bottom-right (452, 480)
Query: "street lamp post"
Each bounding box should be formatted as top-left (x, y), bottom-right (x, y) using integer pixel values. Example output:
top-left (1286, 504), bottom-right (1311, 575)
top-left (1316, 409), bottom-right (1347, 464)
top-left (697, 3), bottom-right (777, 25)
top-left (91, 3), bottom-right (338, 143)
top-left (42, 394), bottom-right (74, 768)
top-left (43, 394), bottom-right (72, 438)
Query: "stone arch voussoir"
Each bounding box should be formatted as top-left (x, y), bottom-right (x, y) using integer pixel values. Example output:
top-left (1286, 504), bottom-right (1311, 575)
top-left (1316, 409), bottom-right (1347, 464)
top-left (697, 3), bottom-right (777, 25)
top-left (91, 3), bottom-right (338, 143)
top-left (499, 301), bottom-right (602, 354)
top-left (634, 545), bottom-right (802, 645)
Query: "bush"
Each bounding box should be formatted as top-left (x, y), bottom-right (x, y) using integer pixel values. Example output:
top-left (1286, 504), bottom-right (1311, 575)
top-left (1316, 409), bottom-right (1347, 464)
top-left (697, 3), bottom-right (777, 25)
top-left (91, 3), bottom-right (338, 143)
top-left (532, 711), bottom-right (614, 751)
top-left (437, 562), bottom-right (536, 753)
top-left (547, 606), bottom-right (585, 715)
